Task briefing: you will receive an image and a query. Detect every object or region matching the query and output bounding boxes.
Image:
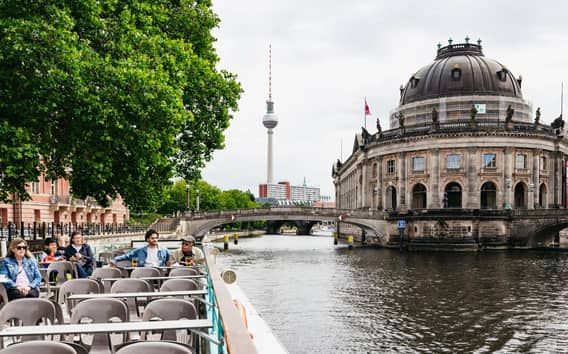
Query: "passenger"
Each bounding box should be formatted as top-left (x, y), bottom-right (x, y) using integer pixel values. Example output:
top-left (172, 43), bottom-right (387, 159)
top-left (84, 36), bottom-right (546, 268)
top-left (41, 237), bottom-right (65, 263)
top-left (64, 231), bottom-right (94, 278)
top-left (0, 238), bottom-right (42, 301)
top-left (172, 236), bottom-right (204, 266)
top-left (57, 234), bottom-right (70, 253)
top-left (111, 229), bottom-right (172, 267)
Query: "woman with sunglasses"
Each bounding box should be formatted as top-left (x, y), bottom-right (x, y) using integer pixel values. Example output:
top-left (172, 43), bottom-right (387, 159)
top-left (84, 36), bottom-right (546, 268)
top-left (0, 238), bottom-right (42, 301)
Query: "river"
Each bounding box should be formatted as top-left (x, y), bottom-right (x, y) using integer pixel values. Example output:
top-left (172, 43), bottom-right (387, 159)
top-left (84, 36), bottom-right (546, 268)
top-left (215, 235), bottom-right (568, 353)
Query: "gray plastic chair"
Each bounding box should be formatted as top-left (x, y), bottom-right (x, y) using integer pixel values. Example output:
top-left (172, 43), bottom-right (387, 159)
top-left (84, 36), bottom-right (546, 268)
top-left (169, 267), bottom-right (200, 277)
top-left (111, 278), bottom-right (153, 318)
top-left (141, 298), bottom-right (197, 341)
top-left (91, 267), bottom-right (123, 293)
top-left (0, 298), bottom-right (57, 346)
top-left (113, 260), bottom-right (132, 278)
top-left (98, 252), bottom-right (113, 265)
top-left (46, 261), bottom-right (78, 285)
top-left (57, 279), bottom-right (101, 316)
top-left (59, 341), bottom-right (89, 354)
top-left (160, 278), bottom-right (200, 292)
top-left (0, 287), bottom-right (8, 310)
top-left (130, 267), bottom-right (161, 278)
top-left (70, 298), bottom-right (129, 353)
top-left (115, 341), bottom-right (193, 354)
top-left (0, 341), bottom-right (76, 354)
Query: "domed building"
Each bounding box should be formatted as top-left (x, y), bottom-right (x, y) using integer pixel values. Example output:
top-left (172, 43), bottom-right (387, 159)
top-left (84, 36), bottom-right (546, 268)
top-left (332, 40), bottom-right (567, 249)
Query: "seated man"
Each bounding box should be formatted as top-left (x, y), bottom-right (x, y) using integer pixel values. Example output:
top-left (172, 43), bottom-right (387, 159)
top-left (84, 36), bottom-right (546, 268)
top-left (111, 229), bottom-right (172, 267)
top-left (172, 236), bottom-right (204, 266)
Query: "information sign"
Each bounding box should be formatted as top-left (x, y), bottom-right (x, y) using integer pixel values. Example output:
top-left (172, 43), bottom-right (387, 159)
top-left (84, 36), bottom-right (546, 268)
top-left (397, 219), bottom-right (406, 229)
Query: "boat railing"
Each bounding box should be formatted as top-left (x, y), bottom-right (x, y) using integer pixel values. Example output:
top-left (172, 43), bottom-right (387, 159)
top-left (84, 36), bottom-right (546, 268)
top-left (204, 247), bottom-right (258, 354)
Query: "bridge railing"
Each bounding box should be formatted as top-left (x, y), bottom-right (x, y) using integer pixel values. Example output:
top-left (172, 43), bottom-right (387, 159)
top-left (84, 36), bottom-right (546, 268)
top-left (183, 206), bottom-right (386, 220)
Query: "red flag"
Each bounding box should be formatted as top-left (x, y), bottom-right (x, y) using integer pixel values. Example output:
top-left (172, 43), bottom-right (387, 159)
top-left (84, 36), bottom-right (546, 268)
top-left (364, 99), bottom-right (371, 115)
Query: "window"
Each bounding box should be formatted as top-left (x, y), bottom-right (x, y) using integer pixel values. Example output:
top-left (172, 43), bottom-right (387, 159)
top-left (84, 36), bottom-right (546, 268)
top-left (451, 68), bottom-right (461, 80)
top-left (413, 157), bottom-right (425, 172)
top-left (372, 163), bottom-right (377, 178)
top-left (447, 154), bottom-right (461, 169)
top-left (31, 182), bottom-right (40, 194)
top-left (482, 153), bottom-right (496, 168)
top-left (387, 160), bottom-right (396, 175)
top-left (516, 154), bottom-right (527, 169)
top-left (497, 68), bottom-right (508, 82)
top-left (541, 156), bottom-right (547, 170)
top-left (50, 180), bottom-right (57, 195)
top-left (410, 76), bottom-right (419, 88)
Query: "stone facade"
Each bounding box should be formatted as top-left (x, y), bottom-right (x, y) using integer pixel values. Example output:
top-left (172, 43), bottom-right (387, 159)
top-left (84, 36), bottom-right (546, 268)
top-left (332, 41), bottom-right (567, 249)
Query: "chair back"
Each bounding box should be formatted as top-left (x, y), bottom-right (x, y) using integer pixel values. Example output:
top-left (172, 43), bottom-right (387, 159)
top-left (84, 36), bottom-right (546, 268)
top-left (0, 298), bottom-right (56, 344)
top-left (97, 252), bottom-right (113, 265)
top-left (169, 267), bottom-right (200, 277)
top-left (110, 278), bottom-right (153, 318)
top-left (58, 279), bottom-right (101, 315)
top-left (91, 267), bottom-right (123, 292)
top-left (113, 260), bottom-right (132, 277)
top-left (160, 278), bottom-right (199, 292)
top-left (115, 341), bottom-right (193, 354)
top-left (141, 299), bottom-right (197, 341)
top-left (0, 341), bottom-right (76, 354)
top-left (130, 267), bottom-right (161, 279)
top-left (47, 261), bottom-right (77, 285)
top-left (70, 298), bottom-right (129, 353)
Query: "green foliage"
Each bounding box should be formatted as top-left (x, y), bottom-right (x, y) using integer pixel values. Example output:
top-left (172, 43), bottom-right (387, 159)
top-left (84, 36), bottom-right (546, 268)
top-left (0, 0), bottom-right (242, 211)
top-left (129, 212), bottom-right (162, 225)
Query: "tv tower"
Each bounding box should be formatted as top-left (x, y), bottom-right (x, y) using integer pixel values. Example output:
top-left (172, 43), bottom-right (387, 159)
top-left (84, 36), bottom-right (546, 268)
top-left (262, 45), bottom-right (278, 184)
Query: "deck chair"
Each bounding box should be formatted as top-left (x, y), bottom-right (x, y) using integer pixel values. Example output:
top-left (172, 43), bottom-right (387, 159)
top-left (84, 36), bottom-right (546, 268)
top-left (59, 341), bottom-right (89, 354)
top-left (70, 298), bottom-right (129, 353)
top-left (0, 287), bottom-right (8, 310)
top-left (160, 278), bottom-right (200, 292)
top-left (169, 267), bottom-right (200, 277)
top-left (113, 260), bottom-right (132, 278)
top-left (141, 298), bottom-right (197, 342)
top-left (44, 261), bottom-right (77, 299)
top-left (110, 278), bottom-right (153, 318)
top-left (0, 341), bottom-right (76, 354)
top-left (91, 267), bottom-right (123, 293)
top-left (0, 298), bottom-right (57, 347)
top-left (115, 340), bottom-right (193, 354)
top-left (131, 267), bottom-right (162, 290)
top-left (57, 279), bottom-right (101, 316)
top-left (98, 252), bottom-right (113, 265)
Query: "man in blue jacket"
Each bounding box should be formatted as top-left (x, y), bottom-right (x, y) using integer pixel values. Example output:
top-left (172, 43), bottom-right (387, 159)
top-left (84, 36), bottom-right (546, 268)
top-left (111, 229), bottom-right (172, 267)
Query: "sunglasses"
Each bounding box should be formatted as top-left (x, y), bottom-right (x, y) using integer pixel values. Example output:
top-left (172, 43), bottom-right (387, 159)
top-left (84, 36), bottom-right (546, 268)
top-left (16, 246), bottom-right (27, 250)
top-left (182, 242), bottom-right (192, 246)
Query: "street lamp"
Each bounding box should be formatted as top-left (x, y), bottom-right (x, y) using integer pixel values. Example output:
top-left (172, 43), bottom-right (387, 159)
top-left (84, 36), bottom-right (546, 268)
top-left (196, 189), bottom-right (200, 212)
top-left (185, 184), bottom-right (190, 211)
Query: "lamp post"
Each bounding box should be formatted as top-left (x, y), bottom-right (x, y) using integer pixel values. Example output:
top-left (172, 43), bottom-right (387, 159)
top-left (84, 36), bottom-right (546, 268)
top-left (196, 189), bottom-right (200, 212)
top-left (185, 184), bottom-right (190, 212)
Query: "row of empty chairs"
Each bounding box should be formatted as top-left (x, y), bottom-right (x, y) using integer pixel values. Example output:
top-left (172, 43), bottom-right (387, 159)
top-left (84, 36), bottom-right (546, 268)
top-left (0, 340), bottom-right (192, 354)
top-left (0, 262), bottom-right (209, 353)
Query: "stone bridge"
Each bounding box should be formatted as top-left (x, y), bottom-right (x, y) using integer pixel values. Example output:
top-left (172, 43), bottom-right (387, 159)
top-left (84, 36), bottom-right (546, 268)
top-left (175, 207), bottom-right (568, 250)
top-left (177, 207), bottom-right (391, 245)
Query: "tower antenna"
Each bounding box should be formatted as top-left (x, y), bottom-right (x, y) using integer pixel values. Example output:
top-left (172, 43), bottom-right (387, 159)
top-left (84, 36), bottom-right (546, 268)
top-left (269, 44), bottom-right (272, 100)
top-left (561, 82), bottom-right (564, 117)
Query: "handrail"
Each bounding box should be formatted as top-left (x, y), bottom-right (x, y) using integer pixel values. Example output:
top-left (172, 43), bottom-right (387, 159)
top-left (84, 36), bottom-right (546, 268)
top-left (204, 247), bottom-right (258, 354)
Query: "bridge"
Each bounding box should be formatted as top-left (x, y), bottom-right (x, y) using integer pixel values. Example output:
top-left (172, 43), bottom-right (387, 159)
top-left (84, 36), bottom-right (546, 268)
top-left (175, 207), bottom-right (568, 249)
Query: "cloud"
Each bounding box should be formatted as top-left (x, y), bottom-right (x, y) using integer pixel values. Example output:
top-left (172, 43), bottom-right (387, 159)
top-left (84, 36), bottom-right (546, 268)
top-left (204, 0), bottom-right (568, 198)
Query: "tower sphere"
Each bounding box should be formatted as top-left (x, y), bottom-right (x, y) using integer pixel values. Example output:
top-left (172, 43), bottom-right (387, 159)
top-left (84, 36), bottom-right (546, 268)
top-left (263, 100), bottom-right (278, 129)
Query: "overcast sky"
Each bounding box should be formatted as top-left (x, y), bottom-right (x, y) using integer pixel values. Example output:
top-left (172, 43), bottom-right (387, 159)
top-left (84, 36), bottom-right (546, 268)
top-left (202, 0), bottom-right (568, 199)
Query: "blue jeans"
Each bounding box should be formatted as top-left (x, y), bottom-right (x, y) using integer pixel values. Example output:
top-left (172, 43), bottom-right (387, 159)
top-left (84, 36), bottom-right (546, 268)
top-left (75, 263), bottom-right (93, 278)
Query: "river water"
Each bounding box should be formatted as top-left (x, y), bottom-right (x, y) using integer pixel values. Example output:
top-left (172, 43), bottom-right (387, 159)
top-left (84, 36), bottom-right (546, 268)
top-left (215, 235), bottom-right (568, 354)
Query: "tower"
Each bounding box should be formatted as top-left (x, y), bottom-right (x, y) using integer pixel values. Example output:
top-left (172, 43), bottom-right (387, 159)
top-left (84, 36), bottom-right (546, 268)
top-left (262, 45), bottom-right (278, 184)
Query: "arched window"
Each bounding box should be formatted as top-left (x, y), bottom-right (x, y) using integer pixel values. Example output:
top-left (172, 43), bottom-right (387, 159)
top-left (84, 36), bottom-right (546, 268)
top-left (480, 182), bottom-right (497, 209)
top-left (412, 184), bottom-right (427, 209)
top-left (539, 184), bottom-right (547, 208)
top-left (386, 186), bottom-right (397, 210)
top-left (444, 182), bottom-right (462, 208)
top-left (514, 182), bottom-right (527, 209)
top-left (451, 68), bottom-right (461, 81)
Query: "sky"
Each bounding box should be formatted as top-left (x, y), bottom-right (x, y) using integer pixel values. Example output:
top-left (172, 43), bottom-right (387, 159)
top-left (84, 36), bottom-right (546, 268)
top-left (202, 0), bottom-right (568, 199)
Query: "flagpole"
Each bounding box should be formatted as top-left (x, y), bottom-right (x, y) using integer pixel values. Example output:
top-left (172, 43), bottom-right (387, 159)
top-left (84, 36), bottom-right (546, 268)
top-left (364, 97), bottom-right (367, 129)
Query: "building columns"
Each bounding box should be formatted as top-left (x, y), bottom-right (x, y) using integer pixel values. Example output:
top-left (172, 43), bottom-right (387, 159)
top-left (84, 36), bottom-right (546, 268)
top-left (398, 152), bottom-right (407, 210)
top-left (504, 147), bottom-right (513, 209)
top-left (377, 156), bottom-right (383, 210)
top-left (430, 148), bottom-right (440, 208)
top-left (467, 148), bottom-right (478, 208)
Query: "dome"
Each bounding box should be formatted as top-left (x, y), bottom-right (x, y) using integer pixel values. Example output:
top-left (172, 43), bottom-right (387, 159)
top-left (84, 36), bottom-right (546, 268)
top-left (400, 42), bottom-right (523, 105)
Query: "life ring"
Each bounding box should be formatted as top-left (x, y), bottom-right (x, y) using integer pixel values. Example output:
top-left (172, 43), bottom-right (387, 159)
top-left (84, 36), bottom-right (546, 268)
top-left (233, 299), bottom-right (253, 340)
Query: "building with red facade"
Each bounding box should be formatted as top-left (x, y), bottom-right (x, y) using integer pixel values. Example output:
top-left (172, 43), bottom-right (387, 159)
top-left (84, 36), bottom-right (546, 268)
top-left (0, 174), bottom-right (129, 228)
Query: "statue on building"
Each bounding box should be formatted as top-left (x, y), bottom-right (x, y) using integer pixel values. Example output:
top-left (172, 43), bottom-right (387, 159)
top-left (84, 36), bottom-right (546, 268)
top-left (470, 105), bottom-right (478, 120)
top-left (397, 112), bottom-right (405, 129)
top-left (432, 107), bottom-right (439, 123)
top-left (505, 105), bottom-right (514, 123)
top-left (376, 118), bottom-right (382, 134)
top-left (535, 107), bottom-right (541, 124)
top-left (551, 114), bottom-right (564, 135)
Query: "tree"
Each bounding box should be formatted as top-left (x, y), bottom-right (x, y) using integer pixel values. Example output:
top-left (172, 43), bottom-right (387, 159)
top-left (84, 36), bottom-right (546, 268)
top-left (0, 0), bottom-right (241, 211)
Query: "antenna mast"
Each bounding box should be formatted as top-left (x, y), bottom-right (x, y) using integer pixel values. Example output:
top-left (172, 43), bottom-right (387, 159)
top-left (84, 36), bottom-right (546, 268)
top-left (269, 44), bottom-right (272, 100)
top-left (562, 82), bottom-right (564, 117)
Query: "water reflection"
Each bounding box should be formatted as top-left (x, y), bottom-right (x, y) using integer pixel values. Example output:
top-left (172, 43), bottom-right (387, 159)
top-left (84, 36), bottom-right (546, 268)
top-left (216, 235), bottom-right (568, 353)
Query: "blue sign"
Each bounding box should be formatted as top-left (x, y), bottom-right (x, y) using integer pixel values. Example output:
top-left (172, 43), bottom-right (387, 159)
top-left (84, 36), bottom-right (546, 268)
top-left (397, 219), bottom-right (406, 229)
